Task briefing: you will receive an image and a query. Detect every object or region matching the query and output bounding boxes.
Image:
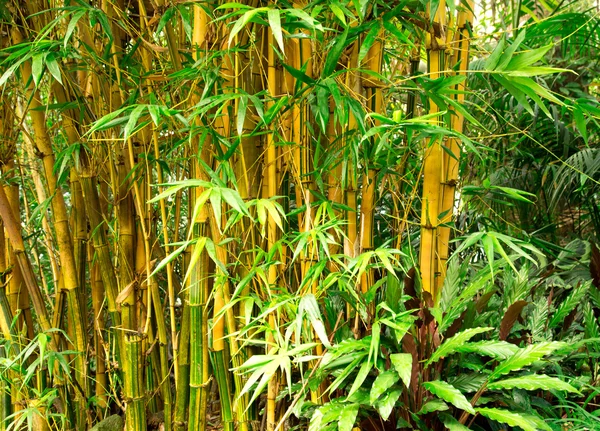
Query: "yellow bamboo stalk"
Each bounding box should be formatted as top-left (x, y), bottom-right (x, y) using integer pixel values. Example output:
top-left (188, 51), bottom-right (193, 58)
top-left (435, 0), bottom-right (474, 292)
top-left (266, 28), bottom-right (280, 431)
top-left (420, 0), bottom-right (447, 301)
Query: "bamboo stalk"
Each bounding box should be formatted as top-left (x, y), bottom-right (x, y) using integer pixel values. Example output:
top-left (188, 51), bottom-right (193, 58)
top-left (124, 333), bottom-right (146, 431)
top-left (420, 0), bottom-right (447, 301)
top-left (435, 1), bottom-right (474, 292)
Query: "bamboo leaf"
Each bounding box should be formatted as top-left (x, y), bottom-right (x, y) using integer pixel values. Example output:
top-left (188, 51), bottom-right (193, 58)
top-left (236, 95), bottom-right (247, 136)
top-left (228, 8), bottom-right (269, 46)
top-left (322, 27), bottom-right (348, 77)
top-left (46, 56), bottom-right (62, 85)
top-left (358, 23), bottom-right (380, 65)
top-left (267, 9), bottom-right (285, 54)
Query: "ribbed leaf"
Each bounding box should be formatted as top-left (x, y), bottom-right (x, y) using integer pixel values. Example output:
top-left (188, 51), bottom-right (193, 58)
top-left (456, 340), bottom-right (519, 360)
top-left (423, 380), bottom-right (475, 414)
top-left (488, 374), bottom-right (579, 393)
top-left (337, 403), bottom-right (359, 431)
top-left (370, 370), bottom-right (399, 404)
top-left (375, 389), bottom-right (402, 420)
top-left (390, 353), bottom-right (412, 388)
top-left (548, 282), bottom-right (590, 328)
top-left (440, 413), bottom-right (471, 431)
top-left (489, 342), bottom-right (567, 381)
top-left (476, 408), bottom-right (551, 431)
top-left (426, 327), bottom-right (493, 367)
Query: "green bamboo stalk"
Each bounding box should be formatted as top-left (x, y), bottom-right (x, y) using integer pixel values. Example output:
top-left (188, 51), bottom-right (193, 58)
top-left (124, 333), bottom-right (146, 431)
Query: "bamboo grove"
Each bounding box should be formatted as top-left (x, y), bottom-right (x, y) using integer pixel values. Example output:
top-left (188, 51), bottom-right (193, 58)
top-left (0, 0), bottom-right (501, 429)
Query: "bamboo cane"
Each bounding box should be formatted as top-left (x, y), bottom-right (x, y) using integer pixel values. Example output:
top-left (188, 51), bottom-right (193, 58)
top-left (420, 0), bottom-right (447, 301)
top-left (435, 1), bottom-right (474, 293)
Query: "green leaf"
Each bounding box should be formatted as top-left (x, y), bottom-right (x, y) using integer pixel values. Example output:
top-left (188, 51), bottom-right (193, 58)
top-left (489, 342), bottom-right (567, 381)
top-left (229, 7), bottom-right (269, 45)
top-left (506, 45), bottom-right (551, 70)
top-left (440, 413), bottom-right (471, 431)
top-left (573, 105), bottom-right (588, 144)
top-left (322, 27), bottom-right (348, 77)
top-left (548, 281), bottom-right (589, 328)
top-left (31, 54), bottom-right (44, 87)
top-left (46, 57), bottom-right (62, 85)
top-left (423, 380), bottom-right (475, 414)
top-left (488, 374), bottom-right (579, 393)
top-left (358, 22), bottom-right (380, 65)
top-left (375, 388), bottom-right (402, 420)
top-left (338, 403), bottom-right (359, 431)
top-left (65, 10), bottom-right (87, 49)
top-left (347, 361), bottom-right (371, 399)
top-left (390, 353), bottom-right (412, 388)
top-left (476, 408), bottom-right (551, 431)
top-left (485, 37), bottom-right (506, 70)
top-left (236, 95), bottom-right (248, 136)
top-left (124, 105), bottom-right (146, 142)
top-left (455, 341), bottom-right (519, 360)
top-left (370, 370), bottom-right (399, 404)
top-left (267, 9), bottom-right (285, 54)
top-left (418, 399), bottom-right (449, 415)
top-left (426, 327), bottom-right (493, 367)
top-left (495, 30), bottom-right (526, 71)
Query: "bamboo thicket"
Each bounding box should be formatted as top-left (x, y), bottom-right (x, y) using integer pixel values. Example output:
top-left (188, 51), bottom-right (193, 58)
top-left (0, 1), bottom-right (475, 430)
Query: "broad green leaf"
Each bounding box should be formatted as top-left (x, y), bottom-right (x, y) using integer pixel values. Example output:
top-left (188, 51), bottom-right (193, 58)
top-left (423, 380), bottom-right (475, 414)
top-left (418, 399), bottom-right (449, 415)
top-left (488, 374), bottom-right (579, 393)
top-left (426, 327), bottom-right (493, 367)
top-left (374, 388), bottom-right (402, 420)
top-left (440, 413), bottom-right (471, 431)
top-left (124, 105), bottom-right (145, 141)
top-left (338, 403), bottom-right (359, 431)
top-left (390, 353), bottom-right (412, 388)
top-left (476, 408), bottom-right (551, 431)
top-left (370, 370), bottom-right (399, 404)
top-left (456, 340), bottom-right (519, 360)
top-left (489, 342), bottom-right (567, 381)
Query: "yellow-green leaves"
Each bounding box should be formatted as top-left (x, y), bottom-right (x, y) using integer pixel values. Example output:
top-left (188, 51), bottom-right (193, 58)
top-left (485, 30), bottom-right (571, 116)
